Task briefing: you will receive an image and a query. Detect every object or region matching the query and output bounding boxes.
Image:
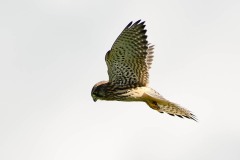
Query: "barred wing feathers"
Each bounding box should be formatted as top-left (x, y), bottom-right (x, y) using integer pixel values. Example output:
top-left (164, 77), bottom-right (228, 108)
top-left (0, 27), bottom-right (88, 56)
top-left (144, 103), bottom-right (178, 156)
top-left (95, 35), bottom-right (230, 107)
top-left (105, 20), bottom-right (154, 87)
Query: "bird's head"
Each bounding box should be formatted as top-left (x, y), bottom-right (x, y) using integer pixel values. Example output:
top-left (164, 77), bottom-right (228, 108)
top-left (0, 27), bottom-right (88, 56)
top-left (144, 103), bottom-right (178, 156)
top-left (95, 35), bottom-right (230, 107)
top-left (91, 81), bottom-right (108, 102)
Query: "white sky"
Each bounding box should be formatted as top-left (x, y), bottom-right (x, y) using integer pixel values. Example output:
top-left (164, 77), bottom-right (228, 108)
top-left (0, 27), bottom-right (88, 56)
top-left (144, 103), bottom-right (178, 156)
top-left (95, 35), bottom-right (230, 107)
top-left (1, 0), bottom-right (240, 160)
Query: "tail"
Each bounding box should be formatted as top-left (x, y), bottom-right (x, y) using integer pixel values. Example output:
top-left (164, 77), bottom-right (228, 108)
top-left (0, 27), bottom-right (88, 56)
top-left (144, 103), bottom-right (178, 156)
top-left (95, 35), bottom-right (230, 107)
top-left (157, 99), bottom-right (197, 121)
top-left (143, 87), bottom-right (197, 121)
top-left (146, 99), bottom-right (197, 121)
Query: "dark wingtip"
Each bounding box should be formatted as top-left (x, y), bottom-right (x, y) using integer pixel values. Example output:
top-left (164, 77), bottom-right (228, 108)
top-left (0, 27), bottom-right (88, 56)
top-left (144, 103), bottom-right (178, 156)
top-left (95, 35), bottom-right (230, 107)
top-left (126, 20), bottom-right (145, 29)
top-left (125, 21), bottom-right (133, 29)
top-left (134, 19), bottom-right (142, 25)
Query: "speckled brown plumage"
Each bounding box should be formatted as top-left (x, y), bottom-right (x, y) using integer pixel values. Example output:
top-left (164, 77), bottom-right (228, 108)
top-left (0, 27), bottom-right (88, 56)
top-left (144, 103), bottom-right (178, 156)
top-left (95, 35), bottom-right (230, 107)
top-left (91, 20), bottom-right (197, 121)
top-left (105, 20), bottom-right (152, 87)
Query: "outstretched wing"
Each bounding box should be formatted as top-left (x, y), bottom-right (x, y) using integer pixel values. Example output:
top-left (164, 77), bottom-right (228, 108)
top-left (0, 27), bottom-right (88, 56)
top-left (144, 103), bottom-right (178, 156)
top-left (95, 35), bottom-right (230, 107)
top-left (105, 20), bottom-right (154, 87)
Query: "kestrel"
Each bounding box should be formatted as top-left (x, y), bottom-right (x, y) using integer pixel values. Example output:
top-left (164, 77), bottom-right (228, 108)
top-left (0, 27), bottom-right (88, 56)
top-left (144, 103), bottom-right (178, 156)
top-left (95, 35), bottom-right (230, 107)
top-left (91, 20), bottom-right (196, 121)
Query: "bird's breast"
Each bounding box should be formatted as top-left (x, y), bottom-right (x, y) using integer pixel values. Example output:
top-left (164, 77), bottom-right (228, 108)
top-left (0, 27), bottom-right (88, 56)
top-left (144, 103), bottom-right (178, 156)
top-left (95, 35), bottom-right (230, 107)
top-left (116, 87), bottom-right (146, 101)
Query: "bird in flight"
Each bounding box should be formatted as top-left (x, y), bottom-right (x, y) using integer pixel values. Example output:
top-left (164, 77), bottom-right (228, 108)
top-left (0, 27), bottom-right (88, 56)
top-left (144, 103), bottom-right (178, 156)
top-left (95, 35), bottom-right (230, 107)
top-left (91, 20), bottom-right (196, 121)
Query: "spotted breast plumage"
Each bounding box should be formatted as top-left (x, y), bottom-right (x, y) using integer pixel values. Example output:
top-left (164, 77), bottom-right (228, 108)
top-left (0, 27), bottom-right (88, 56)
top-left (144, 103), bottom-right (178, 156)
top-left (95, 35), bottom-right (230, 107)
top-left (91, 20), bottom-right (196, 121)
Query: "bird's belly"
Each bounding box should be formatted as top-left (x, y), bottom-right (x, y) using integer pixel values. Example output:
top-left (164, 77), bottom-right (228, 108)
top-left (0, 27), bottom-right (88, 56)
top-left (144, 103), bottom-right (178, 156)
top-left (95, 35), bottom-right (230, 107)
top-left (116, 87), bottom-right (145, 102)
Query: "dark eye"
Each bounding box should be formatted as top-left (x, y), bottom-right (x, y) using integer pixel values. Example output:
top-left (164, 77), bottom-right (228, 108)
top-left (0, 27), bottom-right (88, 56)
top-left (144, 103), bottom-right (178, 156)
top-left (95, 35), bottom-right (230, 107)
top-left (92, 85), bottom-right (104, 97)
top-left (95, 92), bottom-right (103, 97)
top-left (93, 90), bottom-right (102, 97)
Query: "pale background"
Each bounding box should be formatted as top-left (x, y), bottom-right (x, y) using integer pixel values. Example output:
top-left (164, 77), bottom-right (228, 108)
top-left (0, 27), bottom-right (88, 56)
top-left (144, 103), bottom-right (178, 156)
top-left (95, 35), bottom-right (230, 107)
top-left (1, 0), bottom-right (240, 160)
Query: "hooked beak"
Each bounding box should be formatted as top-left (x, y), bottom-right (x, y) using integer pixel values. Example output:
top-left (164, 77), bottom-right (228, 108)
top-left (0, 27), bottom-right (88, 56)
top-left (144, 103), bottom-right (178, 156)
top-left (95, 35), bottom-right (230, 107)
top-left (93, 97), bottom-right (97, 102)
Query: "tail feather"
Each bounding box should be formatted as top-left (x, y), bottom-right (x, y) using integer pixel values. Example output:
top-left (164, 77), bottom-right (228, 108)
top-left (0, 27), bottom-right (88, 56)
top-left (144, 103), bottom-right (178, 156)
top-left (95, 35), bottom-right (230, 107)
top-left (143, 87), bottom-right (197, 121)
top-left (156, 99), bottom-right (197, 121)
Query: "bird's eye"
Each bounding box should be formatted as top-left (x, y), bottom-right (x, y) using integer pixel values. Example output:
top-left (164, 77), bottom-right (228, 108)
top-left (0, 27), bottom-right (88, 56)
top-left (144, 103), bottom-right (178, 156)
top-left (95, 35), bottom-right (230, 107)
top-left (93, 91), bottom-right (102, 97)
